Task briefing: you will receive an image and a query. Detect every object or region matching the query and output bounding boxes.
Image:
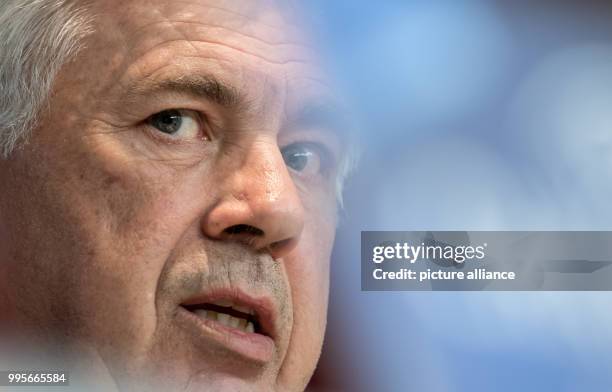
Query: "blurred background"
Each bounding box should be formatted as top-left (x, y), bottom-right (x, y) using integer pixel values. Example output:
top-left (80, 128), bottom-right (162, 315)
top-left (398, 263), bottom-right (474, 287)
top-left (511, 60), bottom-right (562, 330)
top-left (303, 1), bottom-right (612, 391)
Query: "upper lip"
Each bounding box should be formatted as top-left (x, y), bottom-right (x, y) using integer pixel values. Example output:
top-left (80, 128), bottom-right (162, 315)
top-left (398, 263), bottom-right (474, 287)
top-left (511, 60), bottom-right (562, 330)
top-left (179, 288), bottom-right (278, 340)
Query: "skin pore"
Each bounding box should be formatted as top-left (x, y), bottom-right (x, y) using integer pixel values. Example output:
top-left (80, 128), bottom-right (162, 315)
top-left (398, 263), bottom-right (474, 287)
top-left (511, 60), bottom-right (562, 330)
top-left (0, 0), bottom-right (346, 391)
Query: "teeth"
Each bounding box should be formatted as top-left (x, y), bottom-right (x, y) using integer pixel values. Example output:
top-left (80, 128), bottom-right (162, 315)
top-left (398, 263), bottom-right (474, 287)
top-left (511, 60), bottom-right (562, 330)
top-left (238, 319), bottom-right (248, 329)
top-left (228, 316), bottom-right (240, 328)
top-left (194, 309), bottom-right (208, 319)
top-left (217, 313), bottom-right (231, 326)
top-left (195, 309), bottom-right (219, 321)
top-left (208, 311), bottom-right (218, 321)
top-left (192, 309), bottom-right (256, 334)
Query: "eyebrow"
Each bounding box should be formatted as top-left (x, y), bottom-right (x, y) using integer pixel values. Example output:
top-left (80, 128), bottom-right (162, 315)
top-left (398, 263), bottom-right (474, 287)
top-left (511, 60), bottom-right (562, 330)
top-left (125, 74), bottom-right (354, 140)
top-left (124, 74), bottom-right (245, 109)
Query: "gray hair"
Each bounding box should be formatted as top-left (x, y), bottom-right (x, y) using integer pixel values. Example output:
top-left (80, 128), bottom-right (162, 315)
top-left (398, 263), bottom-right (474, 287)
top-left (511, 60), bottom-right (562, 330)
top-left (0, 0), bottom-right (93, 158)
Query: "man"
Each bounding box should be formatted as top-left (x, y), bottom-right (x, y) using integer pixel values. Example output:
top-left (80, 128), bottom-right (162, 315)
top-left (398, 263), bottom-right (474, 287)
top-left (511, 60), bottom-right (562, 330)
top-left (0, 0), bottom-right (353, 390)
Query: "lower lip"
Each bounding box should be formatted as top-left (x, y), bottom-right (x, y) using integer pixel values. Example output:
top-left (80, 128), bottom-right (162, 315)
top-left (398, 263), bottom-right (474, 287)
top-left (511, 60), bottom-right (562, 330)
top-left (177, 307), bottom-right (276, 363)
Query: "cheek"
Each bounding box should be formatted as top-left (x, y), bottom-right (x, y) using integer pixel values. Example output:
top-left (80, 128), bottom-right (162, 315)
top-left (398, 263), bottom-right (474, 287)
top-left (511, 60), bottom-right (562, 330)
top-left (16, 130), bottom-right (208, 358)
top-left (294, 218), bottom-right (335, 322)
top-left (289, 195), bottom-right (337, 332)
top-left (293, 198), bottom-right (337, 310)
top-left (279, 214), bottom-right (336, 388)
top-left (69, 153), bottom-right (204, 345)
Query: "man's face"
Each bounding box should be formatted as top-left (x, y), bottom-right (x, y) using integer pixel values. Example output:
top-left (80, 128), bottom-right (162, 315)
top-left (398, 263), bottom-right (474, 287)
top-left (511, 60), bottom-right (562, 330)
top-left (0, 0), bottom-right (344, 390)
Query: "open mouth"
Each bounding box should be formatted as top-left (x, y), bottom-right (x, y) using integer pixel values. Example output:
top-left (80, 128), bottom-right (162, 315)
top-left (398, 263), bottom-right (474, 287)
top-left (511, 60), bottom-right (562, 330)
top-left (182, 300), bottom-right (262, 335)
top-left (177, 290), bottom-right (277, 362)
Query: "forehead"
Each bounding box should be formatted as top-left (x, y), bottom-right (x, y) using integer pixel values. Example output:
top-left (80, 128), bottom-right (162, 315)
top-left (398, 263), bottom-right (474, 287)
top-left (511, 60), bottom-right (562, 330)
top-left (86, 0), bottom-right (330, 106)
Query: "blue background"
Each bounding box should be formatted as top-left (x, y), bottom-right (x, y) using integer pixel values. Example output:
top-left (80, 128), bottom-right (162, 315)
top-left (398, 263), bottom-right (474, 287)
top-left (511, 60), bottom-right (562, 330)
top-left (305, 1), bottom-right (612, 391)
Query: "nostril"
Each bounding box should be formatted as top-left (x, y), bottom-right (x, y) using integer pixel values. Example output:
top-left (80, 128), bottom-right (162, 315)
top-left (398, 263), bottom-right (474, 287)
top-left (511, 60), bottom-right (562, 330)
top-left (223, 224), bottom-right (264, 237)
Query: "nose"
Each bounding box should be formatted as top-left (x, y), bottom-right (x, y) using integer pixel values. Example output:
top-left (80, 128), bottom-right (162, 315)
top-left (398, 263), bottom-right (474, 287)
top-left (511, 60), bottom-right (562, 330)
top-left (201, 139), bottom-right (305, 259)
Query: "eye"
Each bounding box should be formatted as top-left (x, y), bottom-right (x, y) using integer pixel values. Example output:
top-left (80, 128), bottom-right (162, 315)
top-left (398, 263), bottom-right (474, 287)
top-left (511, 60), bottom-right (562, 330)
top-left (146, 109), bottom-right (207, 140)
top-left (281, 143), bottom-right (324, 176)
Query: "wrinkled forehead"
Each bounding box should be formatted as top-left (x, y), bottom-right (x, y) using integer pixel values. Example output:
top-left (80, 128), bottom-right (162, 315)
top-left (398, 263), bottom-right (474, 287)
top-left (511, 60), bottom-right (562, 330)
top-left (94, 0), bottom-right (308, 40)
top-left (84, 0), bottom-right (329, 102)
